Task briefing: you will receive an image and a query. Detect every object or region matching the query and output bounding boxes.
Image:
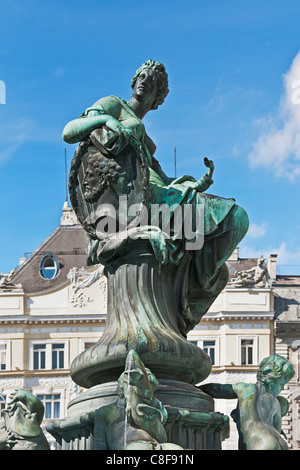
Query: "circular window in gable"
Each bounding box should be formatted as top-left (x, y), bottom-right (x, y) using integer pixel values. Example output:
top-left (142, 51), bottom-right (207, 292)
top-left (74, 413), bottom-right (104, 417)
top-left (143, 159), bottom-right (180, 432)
top-left (39, 253), bottom-right (60, 280)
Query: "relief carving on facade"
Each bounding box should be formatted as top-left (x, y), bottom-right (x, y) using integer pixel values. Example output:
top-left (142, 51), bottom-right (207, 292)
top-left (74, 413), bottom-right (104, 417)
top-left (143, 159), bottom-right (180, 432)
top-left (67, 265), bottom-right (106, 308)
top-left (0, 271), bottom-right (22, 291)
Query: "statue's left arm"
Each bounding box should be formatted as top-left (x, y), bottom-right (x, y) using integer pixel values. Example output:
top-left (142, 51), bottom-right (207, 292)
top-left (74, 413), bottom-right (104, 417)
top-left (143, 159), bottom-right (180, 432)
top-left (151, 156), bottom-right (214, 191)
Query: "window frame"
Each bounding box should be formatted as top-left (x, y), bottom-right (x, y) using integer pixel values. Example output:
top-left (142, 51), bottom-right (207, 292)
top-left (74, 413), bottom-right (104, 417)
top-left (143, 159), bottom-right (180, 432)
top-left (196, 338), bottom-right (219, 366)
top-left (39, 253), bottom-right (61, 280)
top-left (29, 340), bottom-right (69, 371)
top-left (33, 390), bottom-right (64, 420)
top-left (238, 336), bottom-right (258, 366)
top-left (80, 338), bottom-right (98, 354)
top-left (0, 341), bottom-right (11, 371)
top-left (188, 337), bottom-right (219, 366)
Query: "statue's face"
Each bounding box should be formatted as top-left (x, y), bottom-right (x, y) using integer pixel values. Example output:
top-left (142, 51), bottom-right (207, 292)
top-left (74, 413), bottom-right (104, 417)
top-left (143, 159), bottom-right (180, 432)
top-left (261, 368), bottom-right (286, 396)
top-left (83, 162), bottom-right (101, 203)
top-left (133, 68), bottom-right (158, 109)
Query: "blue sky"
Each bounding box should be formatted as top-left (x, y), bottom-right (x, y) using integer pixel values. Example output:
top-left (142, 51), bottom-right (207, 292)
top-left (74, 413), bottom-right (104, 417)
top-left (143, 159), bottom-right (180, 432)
top-left (1, 0), bottom-right (300, 275)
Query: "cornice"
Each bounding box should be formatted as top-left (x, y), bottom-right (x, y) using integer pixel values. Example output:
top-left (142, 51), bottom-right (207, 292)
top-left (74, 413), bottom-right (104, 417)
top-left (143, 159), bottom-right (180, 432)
top-left (225, 287), bottom-right (272, 292)
top-left (202, 311), bottom-right (275, 321)
top-left (0, 314), bottom-right (107, 325)
top-left (0, 369), bottom-right (71, 378)
top-left (275, 321), bottom-right (300, 334)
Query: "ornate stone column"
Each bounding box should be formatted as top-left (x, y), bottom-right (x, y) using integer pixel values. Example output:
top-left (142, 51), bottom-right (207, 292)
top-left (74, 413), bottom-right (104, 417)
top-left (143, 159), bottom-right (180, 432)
top-left (70, 241), bottom-right (212, 389)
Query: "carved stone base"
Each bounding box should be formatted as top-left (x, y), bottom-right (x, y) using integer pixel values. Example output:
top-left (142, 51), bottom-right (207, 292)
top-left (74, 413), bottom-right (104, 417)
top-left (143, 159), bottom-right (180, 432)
top-left (70, 243), bottom-right (212, 388)
top-left (47, 409), bottom-right (229, 451)
top-left (47, 380), bottom-right (229, 450)
top-left (67, 379), bottom-right (214, 417)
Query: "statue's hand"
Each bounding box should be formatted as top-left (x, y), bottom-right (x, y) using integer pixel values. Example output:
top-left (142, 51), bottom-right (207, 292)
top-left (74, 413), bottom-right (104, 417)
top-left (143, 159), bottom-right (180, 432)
top-left (8, 389), bottom-right (28, 405)
top-left (204, 157), bottom-right (214, 177)
top-left (105, 117), bottom-right (134, 144)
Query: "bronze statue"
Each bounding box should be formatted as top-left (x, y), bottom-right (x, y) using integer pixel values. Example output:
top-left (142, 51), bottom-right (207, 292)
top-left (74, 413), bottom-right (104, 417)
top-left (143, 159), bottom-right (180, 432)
top-left (200, 355), bottom-right (295, 450)
top-left (91, 351), bottom-right (182, 450)
top-left (64, 60), bottom-right (249, 389)
top-left (0, 390), bottom-right (49, 450)
top-left (64, 60), bottom-right (249, 299)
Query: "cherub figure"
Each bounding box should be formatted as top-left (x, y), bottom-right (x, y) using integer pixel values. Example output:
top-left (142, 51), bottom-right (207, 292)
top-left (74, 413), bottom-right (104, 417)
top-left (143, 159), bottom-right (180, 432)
top-left (200, 355), bottom-right (295, 450)
top-left (0, 389), bottom-right (49, 450)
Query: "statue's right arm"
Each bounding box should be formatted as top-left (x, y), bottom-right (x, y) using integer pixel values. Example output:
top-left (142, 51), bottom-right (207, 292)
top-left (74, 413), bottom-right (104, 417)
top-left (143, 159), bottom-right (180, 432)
top-left (63, 114), bottom-right (119, 144)
top-left (62, 97), bottom-right (123, 144)
top-left (200, 383), bottom-right (237, 399)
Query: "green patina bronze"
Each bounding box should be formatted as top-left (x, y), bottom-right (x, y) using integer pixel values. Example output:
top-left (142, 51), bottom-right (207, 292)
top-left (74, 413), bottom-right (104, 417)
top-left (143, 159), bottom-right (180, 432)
top-left (200, 355), bottom-right (295, 450)
top-left (65, 59), bottom-right (249, 389)
top-left (91, 350), bottom-right (183, 450)
top-left (47, 350), bottom-right (229, 450)
top-left (1, 60), bottom-right (295, 452)
top-left (44, 60), bottom-right (295, 451)
top-left (0, 389), bottom-right (49, 450)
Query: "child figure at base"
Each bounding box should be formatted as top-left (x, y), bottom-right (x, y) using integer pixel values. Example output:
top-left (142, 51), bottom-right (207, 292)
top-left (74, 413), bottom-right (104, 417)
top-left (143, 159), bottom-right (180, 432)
top-left (200, 355), bottom-right (294, 450)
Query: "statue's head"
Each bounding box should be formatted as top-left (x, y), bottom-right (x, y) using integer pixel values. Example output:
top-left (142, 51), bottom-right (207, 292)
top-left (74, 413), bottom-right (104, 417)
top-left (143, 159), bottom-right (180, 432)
top-left (117, 365), bottom-right (158, 399)
top-left (117, 350), bottom-right (159, 399)
top-left (257, 354), bottom-right (294, 396)
top-left (131, 59), bottom-right (169, 110)
top-left (82, 150), bottom-right (122, 203)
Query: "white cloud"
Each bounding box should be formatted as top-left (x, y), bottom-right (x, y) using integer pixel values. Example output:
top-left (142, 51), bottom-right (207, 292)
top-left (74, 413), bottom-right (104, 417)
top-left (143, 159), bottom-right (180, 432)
top-left (247, 222), bottom-right (267, 239)
top-left (274, 242), bottom-right (300, 266)
top-left (240, 242), bottom-right (300, 271)
top-left (53, 68), bottom-right (65, 79)
top-left (0, 118), bottom-right (35, 164)
top-left (248, 51), bottom-right (300, 180)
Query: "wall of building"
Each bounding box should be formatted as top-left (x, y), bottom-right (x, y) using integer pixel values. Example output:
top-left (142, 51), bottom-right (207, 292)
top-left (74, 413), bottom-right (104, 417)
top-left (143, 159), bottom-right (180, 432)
top-left (0, 211), bottom-right (298, 450)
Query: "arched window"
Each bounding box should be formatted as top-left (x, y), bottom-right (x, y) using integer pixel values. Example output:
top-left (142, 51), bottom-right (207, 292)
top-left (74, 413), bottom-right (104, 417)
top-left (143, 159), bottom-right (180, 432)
top-left (39, 253), bottom-right (60, 280)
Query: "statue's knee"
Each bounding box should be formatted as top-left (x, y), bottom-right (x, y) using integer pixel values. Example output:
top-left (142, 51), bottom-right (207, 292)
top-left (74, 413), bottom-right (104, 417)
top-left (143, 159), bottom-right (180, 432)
top-left (233, 205), bottom-right (249, 238)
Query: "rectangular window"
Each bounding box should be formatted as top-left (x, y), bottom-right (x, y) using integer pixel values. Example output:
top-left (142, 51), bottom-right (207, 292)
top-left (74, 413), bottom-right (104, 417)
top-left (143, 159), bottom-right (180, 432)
top-left (37, 394), bottom-right (61, 419)
top-left (84, 342), bottom-right (96, 351)
top-left (0, 343), bottom-right (7, 370)
top-left (241, 339), bottom-right (254, 365)
top-left (31, 342), bottom-right (67, 370)
top-left (33, 344), bottom-right (46, 370)
top-left (52, 344), bottom-right (65, 370)
top-left (203, 340), bottom-right (216, 365)
top-left (189, 338), bottom-right (219, 366)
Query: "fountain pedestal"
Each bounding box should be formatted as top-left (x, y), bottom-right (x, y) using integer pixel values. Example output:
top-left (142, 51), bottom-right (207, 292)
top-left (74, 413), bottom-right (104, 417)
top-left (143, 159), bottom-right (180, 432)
top-left (47, 379), bottom-right (229, 450)
top-left (70, 242), bottom-right (212, 388)
top-left (47, 244), bottom-right (229, 450)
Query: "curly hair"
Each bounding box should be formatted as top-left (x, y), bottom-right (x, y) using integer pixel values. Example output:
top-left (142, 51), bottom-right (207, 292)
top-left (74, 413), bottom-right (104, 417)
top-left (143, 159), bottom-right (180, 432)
top-left (257, 354), bottom-right (295, 383)
top-left (83, 151), bottom-right (122, 203)
top-left (131, 59), bottom-right (169, 110)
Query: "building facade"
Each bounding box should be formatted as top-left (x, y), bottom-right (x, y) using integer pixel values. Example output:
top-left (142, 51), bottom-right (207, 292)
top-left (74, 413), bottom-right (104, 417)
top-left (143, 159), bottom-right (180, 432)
top-left (187, 248), bottom-right (276, 449)
top-left (273, 272), bottom-right (300, 449)
top-left (0, 203), bottom-right (106, 447)
top-left (0, 204), bottom-right (299, 449)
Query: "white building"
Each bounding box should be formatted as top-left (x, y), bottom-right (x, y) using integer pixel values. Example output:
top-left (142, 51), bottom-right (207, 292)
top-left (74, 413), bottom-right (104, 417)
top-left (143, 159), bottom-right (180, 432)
top-left (0, 203), bottom-right (298, 449)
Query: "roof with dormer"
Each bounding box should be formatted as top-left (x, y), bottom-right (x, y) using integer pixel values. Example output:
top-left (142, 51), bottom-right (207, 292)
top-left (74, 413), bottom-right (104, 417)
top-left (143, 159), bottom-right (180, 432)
top-left (10, 202), bottom-right (88, 293)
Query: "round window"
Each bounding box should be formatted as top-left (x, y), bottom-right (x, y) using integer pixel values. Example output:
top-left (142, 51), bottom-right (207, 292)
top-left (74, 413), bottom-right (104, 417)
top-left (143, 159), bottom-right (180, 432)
top-left (39, 254), bottom-right (60, 280)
